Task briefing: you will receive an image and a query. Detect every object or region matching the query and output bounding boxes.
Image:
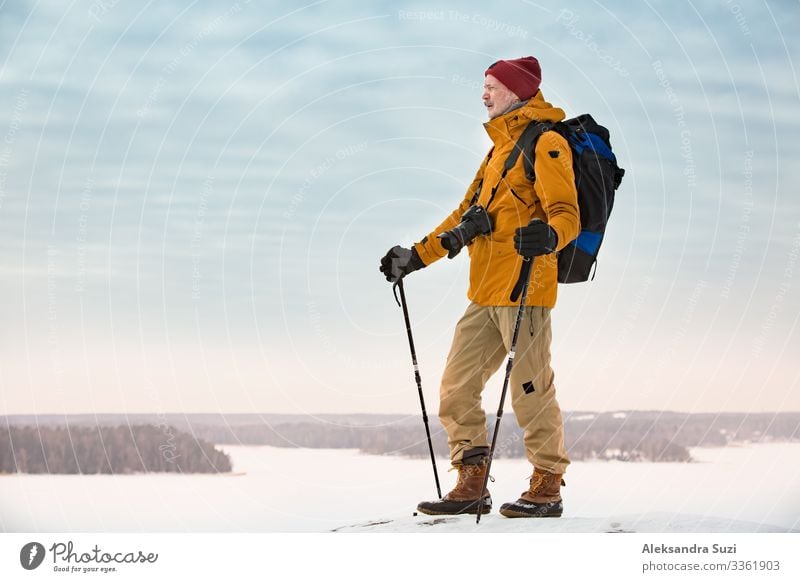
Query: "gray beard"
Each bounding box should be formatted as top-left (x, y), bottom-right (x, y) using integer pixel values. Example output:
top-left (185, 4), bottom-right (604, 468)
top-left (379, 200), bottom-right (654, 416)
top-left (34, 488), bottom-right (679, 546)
top-left (501, 99), bottom-right (528, 115)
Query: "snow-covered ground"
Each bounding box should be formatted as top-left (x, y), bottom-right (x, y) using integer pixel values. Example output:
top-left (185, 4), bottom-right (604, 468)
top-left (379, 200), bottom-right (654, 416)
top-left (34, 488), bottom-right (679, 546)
top-left (1, 443), bottom-right (798, 532)
top-left (334, 513), bottom-right (789, 533)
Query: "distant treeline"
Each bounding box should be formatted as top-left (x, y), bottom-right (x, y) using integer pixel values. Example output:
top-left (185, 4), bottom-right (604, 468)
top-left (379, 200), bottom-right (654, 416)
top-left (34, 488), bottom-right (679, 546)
top-left (186, 418), bottom-right (691, 462)
top-left (182, 411), bottom-right (800, 463)
top-left (2, 412), bottom-right (798, 464)
top-left (0, 425), bottom-right (232, 474)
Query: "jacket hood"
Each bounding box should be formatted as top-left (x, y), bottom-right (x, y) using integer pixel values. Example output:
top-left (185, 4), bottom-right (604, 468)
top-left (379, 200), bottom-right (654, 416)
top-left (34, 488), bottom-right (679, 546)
top-left (516, 90), bottom-right (565, 123)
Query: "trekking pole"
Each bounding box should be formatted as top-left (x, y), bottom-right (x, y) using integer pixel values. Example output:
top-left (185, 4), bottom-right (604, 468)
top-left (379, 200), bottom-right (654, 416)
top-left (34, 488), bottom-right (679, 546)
top-left (393, 278), bottom-right (442, 499)
top-left (476, 257), bottom-right (535, 523)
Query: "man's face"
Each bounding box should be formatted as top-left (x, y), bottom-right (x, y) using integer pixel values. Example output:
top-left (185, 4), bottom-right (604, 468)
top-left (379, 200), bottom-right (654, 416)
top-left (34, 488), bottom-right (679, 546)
top-left (482, 74), bottom-right (520, 119)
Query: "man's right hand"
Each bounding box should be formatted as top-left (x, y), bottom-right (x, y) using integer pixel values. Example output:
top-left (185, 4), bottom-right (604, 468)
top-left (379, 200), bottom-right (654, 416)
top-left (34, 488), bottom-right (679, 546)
top-left (514, 219), bottom-right (558, 258)
top-left (379, 245), bottom-right (425, 282)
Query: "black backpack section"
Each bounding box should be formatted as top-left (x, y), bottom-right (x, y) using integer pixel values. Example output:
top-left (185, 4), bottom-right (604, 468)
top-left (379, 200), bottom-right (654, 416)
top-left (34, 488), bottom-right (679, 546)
top-left (506, 114), bottom-right (625, 283)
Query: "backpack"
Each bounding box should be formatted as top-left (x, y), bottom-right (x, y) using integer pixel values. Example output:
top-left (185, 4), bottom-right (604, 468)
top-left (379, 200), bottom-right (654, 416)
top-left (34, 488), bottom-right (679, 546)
top-left (504, 114), bottom-right (625, 283)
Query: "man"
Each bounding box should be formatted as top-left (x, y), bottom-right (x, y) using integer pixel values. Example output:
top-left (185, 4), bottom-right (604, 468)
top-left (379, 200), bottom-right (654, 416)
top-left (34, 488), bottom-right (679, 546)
top-left (380, 56), bottom-right (579, 518)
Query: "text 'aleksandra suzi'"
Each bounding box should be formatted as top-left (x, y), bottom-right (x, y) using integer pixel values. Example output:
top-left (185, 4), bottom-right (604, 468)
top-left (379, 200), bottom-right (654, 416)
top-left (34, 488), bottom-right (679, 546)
top-left (642, 543), bottom-right (737, 554)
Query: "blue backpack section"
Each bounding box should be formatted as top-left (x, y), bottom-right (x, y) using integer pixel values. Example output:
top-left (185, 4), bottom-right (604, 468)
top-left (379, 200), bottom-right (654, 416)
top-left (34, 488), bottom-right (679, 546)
top-left (571, 130), bottom-right (615, 159)
top-left (573, 230), bottom-right (603, 257)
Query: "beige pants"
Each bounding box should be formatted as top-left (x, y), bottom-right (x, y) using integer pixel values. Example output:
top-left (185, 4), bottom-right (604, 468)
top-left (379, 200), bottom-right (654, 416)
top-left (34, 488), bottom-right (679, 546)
top-left (439, 302), bottom-right (570, 474)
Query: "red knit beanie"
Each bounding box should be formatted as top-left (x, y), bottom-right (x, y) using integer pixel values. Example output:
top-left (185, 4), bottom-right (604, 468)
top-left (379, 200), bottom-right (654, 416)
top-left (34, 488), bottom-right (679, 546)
top-left (484, 56), bottom-right (542, 101)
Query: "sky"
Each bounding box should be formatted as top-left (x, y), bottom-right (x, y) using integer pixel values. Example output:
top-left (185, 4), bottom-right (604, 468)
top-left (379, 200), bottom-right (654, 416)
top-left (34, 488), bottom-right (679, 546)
top-left (0, 0), bottom-right (798, 416)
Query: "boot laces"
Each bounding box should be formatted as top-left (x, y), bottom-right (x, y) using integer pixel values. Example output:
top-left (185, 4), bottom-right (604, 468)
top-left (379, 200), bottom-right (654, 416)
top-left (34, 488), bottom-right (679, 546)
top-left (448, 465), bottom-right (495, 485)
top-left (527, 471), bottom-right (546, 493)
top-left (523, 471), bottom-right (565, 496)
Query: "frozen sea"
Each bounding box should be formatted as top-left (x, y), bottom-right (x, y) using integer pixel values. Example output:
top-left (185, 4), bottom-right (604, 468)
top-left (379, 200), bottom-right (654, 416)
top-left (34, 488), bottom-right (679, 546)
top-left (1, 443), bottom-right (798, 532)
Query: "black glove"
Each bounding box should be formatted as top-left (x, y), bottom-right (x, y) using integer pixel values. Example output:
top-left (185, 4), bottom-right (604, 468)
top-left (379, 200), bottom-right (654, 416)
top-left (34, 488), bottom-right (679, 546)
top-left (379, 245), bottom-right (425, 282)
top-left (514, 219), bottom-right (558, 258)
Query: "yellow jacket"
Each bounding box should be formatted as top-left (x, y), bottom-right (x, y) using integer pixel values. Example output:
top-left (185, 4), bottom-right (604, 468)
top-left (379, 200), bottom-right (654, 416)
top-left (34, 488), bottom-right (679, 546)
top-left (413, 91), bottom-right (580, 307)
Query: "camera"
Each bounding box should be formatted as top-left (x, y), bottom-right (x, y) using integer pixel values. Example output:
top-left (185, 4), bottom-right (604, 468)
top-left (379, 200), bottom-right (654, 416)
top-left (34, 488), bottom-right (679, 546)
top-left (437, 205), bottom-right (493, 259)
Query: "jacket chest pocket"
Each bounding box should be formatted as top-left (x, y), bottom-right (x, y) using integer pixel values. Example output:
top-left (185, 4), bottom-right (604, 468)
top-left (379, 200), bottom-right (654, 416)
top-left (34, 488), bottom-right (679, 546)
top-left (503, 171), bottom-right (536, 211)
top-left (486, 184), bottom-right (537, 242)
top-left (479, 158), bottom-right (535, 210)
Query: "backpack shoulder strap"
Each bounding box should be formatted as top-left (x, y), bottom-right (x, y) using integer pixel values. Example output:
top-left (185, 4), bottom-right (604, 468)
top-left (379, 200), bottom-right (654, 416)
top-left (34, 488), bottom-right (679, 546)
top-left (504, 121), bottom-right (556, 183)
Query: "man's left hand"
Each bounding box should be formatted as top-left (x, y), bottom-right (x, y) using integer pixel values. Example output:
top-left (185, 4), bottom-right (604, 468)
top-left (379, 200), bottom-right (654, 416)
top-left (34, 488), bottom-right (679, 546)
top-left (514, 219), bottom-right (558, 257)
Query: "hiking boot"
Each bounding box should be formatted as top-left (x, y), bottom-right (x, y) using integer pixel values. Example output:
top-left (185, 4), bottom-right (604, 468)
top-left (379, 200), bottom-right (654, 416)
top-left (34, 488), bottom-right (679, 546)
top-left (499, 467), bottom-right (564, 518)
top-left (417, 461), bottom-right (492, 516)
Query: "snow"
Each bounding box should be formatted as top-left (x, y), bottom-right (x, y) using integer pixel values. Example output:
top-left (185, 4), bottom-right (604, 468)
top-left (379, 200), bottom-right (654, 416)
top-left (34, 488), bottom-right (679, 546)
top-left (334, 442), bottom-right (800, 533)
top-left (334, 512), bottom-right (790, 533)
top-left (571, 414), bottom-right (596, 421)
top-left (1, 442), bottom-right (798, 533)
